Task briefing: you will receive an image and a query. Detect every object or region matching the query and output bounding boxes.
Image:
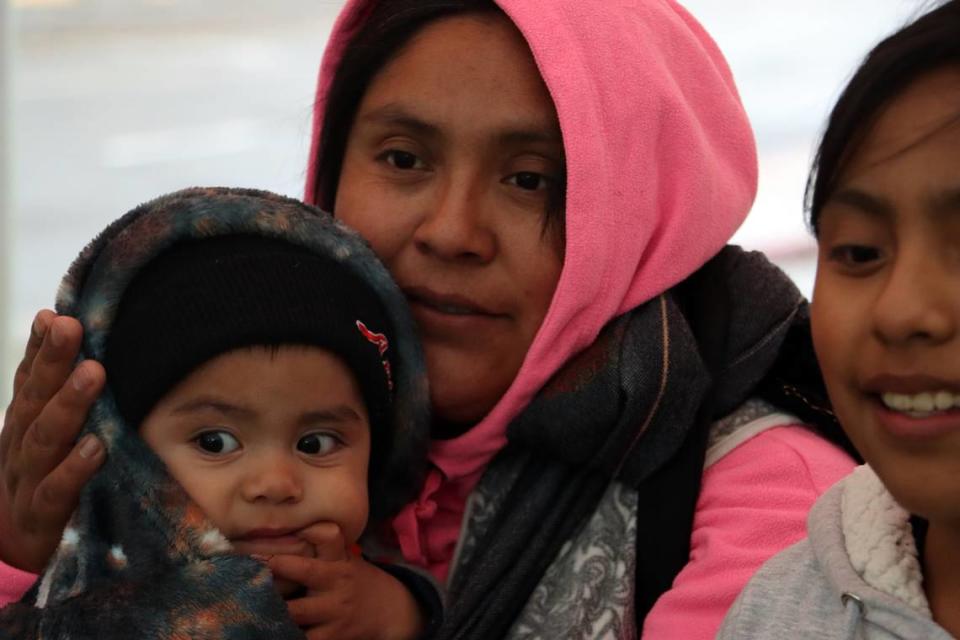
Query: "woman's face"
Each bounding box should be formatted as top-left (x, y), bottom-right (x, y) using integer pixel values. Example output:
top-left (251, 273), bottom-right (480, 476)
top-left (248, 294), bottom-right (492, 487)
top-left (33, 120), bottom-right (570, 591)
top-left (335, 13), bottom-right (565, 426)
top-left (811, 67), bottom-right (960, 522)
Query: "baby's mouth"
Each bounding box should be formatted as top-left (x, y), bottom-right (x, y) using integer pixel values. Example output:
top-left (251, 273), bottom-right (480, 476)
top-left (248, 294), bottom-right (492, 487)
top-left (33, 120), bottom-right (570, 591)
top-left (231, 528), bottom-right (315, 558)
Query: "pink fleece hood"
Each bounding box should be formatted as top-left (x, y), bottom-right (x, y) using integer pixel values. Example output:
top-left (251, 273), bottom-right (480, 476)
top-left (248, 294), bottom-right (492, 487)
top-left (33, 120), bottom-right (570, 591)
top-left (305, 0), bottom-right (757, 579)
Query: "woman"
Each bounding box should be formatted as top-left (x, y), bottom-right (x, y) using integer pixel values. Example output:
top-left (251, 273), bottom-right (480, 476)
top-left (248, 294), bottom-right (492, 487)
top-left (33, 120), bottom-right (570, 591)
top-left (0, 0), bottom-right (857, 637)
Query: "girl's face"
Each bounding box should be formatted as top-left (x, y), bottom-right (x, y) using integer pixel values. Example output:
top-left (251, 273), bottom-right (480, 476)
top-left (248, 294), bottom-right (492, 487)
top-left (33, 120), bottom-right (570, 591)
top-left (811, 67), bottom-right (960, 522)
top-left (335, 13), bottom-right (565, 427)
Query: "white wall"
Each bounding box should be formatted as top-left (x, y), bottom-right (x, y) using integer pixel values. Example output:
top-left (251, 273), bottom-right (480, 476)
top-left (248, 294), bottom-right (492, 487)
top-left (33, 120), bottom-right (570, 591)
top-left (1, 0), bottom-right (12, 410)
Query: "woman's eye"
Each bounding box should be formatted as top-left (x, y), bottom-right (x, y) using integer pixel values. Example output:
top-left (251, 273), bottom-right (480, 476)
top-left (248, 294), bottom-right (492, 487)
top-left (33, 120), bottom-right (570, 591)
top-left (383, 150), bottom-right (423, 171)
top-left (296, 432), bottom-right (341, 456)
top-left (507, 171), bottom-right (548, 191)
top-left (195, 430), bottom-right (240, 454)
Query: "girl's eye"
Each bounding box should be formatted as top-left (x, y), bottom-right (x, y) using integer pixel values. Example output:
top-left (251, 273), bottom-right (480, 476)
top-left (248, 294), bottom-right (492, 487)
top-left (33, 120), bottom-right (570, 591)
top-left (383, 150), bottom-right (424, 171)
top-left (507, 171), bottom-right (548, 191)
top-left (296, 433), bottom-right (341, 456)
top-left (195, 430), bottom-right (240, 455)
top-left (829, 244), bottom-right (883, 267)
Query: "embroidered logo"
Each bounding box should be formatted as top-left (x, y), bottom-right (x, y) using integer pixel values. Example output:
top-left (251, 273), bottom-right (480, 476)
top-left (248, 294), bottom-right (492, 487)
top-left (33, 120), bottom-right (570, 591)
top-left (356, 320), bottom-right (393, 391)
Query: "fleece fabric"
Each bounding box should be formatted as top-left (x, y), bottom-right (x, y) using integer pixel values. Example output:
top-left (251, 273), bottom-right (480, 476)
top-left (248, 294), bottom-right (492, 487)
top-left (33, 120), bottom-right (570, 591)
top-left (718, 465), bottom-right (954, 639)
top-left (0, 188), bottom-right (430, 639)
top-left (305, 0), bottom-right (758, 582)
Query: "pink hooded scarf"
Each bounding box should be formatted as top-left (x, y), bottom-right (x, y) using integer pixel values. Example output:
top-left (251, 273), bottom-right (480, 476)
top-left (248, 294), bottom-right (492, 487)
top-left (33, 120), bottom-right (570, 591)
top-left (305, 0), bottom-right (757, 582)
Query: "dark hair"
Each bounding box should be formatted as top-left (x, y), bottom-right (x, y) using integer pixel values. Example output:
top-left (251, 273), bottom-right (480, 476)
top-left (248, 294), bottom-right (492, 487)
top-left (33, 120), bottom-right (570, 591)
top-left (806, 0), bottom-right (960, 233)
top-left (313, 0), bottom-right (566, 240)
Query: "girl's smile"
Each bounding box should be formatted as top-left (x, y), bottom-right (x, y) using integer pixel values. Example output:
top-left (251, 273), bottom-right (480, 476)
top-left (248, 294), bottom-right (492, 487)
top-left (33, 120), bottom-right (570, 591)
top-left (864, 375), bottom-right (960, 438)
top-left (811, 65), bottom-right (960, 521)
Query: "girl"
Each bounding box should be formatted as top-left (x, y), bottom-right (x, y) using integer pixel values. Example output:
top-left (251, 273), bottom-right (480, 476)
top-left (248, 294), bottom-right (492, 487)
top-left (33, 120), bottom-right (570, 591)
top-left (1, 1), bottom-right (856, 637)
top-left (719, 1), bottom-right (960, 637)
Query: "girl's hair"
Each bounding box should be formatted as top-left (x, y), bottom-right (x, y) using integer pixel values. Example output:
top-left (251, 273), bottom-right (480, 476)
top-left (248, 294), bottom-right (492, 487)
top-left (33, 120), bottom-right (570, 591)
top-left (806, 0), bottom-right (960, 233)
top-left (313, 0), bottom-right (566, 239)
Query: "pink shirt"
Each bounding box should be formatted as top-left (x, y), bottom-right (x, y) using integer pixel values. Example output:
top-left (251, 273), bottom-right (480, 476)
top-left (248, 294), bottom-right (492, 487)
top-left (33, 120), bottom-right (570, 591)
top-left (643, 424), bottom-right (855, 639)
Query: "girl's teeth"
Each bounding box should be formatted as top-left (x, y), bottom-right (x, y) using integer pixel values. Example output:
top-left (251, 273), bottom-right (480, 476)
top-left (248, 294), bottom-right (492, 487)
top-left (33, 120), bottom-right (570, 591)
top-left (935, 391), bottom-right (955, 411)
top-left (881, 391), bottom-right (960, 413)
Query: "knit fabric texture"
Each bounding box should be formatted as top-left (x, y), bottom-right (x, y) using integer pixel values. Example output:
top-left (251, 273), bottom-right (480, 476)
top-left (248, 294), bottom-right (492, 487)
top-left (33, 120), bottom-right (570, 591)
top-left (104, 234), bottom-right (397, 478)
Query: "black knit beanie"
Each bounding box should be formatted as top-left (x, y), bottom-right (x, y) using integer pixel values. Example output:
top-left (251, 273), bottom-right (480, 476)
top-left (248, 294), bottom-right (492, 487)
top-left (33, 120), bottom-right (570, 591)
top-left (103, 234), bottom-right (396, 474)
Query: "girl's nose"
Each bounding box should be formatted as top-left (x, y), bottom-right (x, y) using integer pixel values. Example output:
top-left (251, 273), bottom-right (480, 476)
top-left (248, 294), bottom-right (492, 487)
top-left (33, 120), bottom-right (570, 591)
top-left (413, 176), bottom-right (496, 263)
top-left (240, 455), bottom-right (303, 505)
top-left (872, 251), bottom-right (957, 347)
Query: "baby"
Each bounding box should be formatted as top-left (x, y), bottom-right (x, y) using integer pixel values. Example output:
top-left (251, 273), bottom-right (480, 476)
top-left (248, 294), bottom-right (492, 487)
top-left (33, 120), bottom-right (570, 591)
top-left (0, 188), bottom-right (435, 639)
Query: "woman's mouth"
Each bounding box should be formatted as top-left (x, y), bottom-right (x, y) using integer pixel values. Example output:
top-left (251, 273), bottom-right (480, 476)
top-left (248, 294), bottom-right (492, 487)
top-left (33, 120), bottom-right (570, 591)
top-left (404, 287), bottom-right (499, 316)
top-left (403, 286), bottom-right (507, 335)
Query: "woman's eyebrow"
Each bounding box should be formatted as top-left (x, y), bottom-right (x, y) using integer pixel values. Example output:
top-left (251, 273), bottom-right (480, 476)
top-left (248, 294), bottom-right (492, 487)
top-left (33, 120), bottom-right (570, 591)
top-left (361, 102), bottom-right (562, 147)
top-left (359, 104), bottom-right (441, 139)
top-left (497, 127), bottom-right (563, 148)
top-left (828, 188), bottom-right (894, 218)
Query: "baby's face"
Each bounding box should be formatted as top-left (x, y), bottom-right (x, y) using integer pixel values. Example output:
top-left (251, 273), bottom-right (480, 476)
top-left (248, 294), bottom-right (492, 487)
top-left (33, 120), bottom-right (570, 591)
top-left (811, 67), bottom-right (960, 522)
top-left (140, 345), bottom-right (371, 562)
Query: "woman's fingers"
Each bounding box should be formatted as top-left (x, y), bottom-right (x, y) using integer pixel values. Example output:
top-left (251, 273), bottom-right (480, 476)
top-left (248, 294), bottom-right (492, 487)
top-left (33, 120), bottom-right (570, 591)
top-left (0, 313), bottom-right (104, 571)
top-left (29, 433), bottom-right (104, 528)
top-left (12, 311), bottom-right (53, 397)
top-left (1, 311), bottom-right (55, 460)
top-left (18, 360), bottom-right (104, 493)
top-left (5, 316), bottom-right (85, 457)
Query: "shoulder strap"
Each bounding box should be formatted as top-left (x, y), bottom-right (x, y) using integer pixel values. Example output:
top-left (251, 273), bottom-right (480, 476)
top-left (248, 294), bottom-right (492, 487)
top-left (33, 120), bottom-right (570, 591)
top-left (633, 253), bottom-right (730, 621)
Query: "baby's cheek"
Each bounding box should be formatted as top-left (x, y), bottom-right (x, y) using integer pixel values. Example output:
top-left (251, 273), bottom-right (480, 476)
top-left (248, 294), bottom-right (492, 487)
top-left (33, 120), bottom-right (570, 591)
top-left (309, 470), bottom-right (369, 545)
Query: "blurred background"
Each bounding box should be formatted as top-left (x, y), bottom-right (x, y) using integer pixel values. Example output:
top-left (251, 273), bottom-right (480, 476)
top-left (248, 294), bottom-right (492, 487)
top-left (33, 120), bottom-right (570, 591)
top-left (0, 0), bottom-right (925, 407)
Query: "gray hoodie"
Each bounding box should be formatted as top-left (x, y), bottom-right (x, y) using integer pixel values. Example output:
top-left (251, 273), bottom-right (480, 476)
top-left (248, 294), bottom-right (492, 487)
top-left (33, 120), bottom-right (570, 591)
top-left (718, 465), bottom-right (955, 639)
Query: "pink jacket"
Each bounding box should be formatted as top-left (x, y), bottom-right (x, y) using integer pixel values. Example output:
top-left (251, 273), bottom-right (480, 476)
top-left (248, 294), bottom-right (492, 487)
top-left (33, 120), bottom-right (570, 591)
top-left (306, 0), bottom-right (761, 583)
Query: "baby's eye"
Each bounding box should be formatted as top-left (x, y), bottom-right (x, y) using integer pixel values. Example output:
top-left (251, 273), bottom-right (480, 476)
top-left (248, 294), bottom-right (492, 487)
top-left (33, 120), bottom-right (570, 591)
top-left (194, 430), bottom-right (240, 455)
top-left (382, 150), bottom-right (424, 171)
top-left (506, 171), bottom-right (549, 192)
top-left (296, 432), bottom-right (341, 456)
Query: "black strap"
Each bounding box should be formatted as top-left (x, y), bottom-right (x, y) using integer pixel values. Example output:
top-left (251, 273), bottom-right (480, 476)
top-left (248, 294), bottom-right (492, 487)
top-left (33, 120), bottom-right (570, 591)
top-left (633, 254), bottom-right (728, 625)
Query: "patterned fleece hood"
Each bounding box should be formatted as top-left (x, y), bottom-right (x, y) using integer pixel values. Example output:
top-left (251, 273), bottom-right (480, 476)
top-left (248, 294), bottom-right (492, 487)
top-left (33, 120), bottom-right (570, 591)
top-left (0, 187), bottom-right (429, 639)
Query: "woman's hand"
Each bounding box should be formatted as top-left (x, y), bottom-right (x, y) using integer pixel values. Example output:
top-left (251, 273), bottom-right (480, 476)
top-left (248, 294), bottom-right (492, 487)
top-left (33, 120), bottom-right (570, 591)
top-left (0, 311), bottom-right (106, 572)
top-left (269, 523), bottom-right (425, 640)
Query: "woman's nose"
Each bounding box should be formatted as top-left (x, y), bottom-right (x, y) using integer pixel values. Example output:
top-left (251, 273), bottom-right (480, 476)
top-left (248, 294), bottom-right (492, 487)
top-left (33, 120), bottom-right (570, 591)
top-left (872, 251), bottom-right (957, 347)
top-left (240, 455), bottom-right (303, 505)
top-left (412, 176), bottom-right (496, 262)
